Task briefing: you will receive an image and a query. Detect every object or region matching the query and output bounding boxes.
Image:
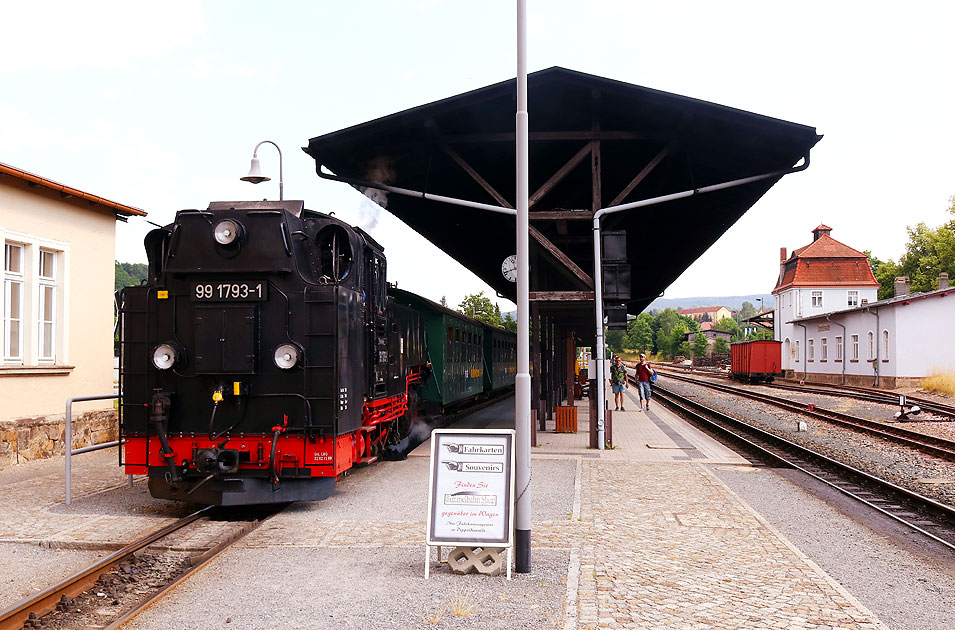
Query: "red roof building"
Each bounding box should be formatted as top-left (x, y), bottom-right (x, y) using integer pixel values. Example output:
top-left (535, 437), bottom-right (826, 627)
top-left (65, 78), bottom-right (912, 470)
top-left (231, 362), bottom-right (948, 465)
top-left (773, 225), bottom-right (878, 292)
top-left (773, 225), bottom-right (881, 377)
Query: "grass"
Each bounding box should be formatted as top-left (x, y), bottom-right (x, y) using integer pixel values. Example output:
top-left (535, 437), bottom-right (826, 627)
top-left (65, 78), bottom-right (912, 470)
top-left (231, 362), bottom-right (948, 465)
top-left (419, 605), bottom-right (445, 625)
top-left (922, 369), bottom-right (955, 396)
top-left (447, 586), bottom-right (478, 617)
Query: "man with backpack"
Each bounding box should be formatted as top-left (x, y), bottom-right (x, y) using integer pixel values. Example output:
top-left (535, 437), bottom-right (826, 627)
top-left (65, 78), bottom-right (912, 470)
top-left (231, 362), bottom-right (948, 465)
top-left (609, 355), bottom-right (628, 411)
top-left (636, 353), bottom-right (656, 411)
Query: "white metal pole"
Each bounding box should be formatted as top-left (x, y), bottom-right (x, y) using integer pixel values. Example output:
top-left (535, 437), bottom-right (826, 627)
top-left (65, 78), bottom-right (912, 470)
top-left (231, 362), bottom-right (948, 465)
top-left (514, 0), bottom-right (532, 573)
top-left (592, 217), bottom-right (605, 450)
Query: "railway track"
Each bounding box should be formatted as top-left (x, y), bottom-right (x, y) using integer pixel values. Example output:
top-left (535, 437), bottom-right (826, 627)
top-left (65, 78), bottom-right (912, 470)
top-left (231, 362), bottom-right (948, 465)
top-left (655, 364), bottom-right (955, 419)
top-left (653, 384), bottom-right (955, 553)
top-left (0, 504), bottom-right (281, 630)
top-left (656, 370), bottom-right (955, 462)
top-left (768, 380), bottom-right (955, 420)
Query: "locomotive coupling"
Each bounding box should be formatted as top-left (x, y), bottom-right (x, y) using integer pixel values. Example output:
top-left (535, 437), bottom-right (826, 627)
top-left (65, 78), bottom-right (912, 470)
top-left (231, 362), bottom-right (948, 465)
top-left (193, 447), bottom-right (241, 475)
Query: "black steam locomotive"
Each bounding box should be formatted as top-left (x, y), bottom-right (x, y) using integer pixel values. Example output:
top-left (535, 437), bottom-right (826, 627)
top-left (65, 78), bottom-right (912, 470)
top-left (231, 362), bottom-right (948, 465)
top-left (118, 200), bottom-right (515, 505)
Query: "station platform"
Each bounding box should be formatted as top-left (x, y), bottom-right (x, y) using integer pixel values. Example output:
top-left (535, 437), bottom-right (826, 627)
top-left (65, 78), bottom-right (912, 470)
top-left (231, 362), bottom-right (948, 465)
top-left (0, 390), bottom-right (886, 628)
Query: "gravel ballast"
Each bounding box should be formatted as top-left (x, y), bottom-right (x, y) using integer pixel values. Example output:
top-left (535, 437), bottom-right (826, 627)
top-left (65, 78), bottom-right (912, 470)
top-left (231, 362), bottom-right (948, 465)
top-left (661, 376), bottom-right (955, 506)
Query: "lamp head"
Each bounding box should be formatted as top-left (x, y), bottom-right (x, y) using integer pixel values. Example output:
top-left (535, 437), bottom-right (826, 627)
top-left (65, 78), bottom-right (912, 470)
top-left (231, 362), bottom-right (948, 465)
top-left (240, 156), bottom-right (270, 184)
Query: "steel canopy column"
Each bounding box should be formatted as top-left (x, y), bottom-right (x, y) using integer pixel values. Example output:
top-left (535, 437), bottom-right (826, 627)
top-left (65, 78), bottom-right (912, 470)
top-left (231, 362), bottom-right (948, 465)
top-left (593, 216), bottom-right (606, 450)
top-left (514, 0), bottom-right (532, 574)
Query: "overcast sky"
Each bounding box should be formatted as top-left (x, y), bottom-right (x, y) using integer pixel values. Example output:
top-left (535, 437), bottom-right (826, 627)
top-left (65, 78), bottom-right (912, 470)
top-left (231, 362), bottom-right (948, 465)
top-left (2, 1), bottom-right (953, 311)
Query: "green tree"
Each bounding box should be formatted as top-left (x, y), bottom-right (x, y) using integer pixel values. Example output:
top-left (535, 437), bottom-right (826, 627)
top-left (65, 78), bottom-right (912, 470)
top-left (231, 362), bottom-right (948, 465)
top-left (676, 340), bottom-right (692, 359)
top-left (714, 318), bottom-right (738, 336)
top-left (713, 337), bottom-right (731, 354)
top-left (867, 198), bottom-right (955, 298)
top-left (736, 301), bottom-right (757, 321)
top-left (502, 312), bottom-right (517, 332)
top-left (606, 329), bottom-right (625, 352)
top-left (747, 328), bottom-right (774, 341)
top-left (865, 251), bottom-right (901, 300)
top-left (656, 308), bottom-right (681, 338)
top-left (458, 292), bottom-right (505, 327)
top-left (440, 295), bottom-right (448, 307)
top-left (114, 261), bottom-right (147, 291)
top-left (692, 332), bottom-right (709, 358)
top-left (625, 313), bottom-right (654, 353)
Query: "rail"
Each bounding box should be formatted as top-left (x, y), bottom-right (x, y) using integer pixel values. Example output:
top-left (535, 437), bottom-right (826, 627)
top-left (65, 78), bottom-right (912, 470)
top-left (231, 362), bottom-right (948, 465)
top-left (65, 394), bottom-right (123, 506)
top-left (652, 384), bottom-right (955, 552)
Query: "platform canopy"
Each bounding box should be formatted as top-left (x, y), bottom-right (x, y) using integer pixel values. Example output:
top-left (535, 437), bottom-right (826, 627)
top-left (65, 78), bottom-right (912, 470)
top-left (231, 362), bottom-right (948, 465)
top-left (304, 67), bottom-right (820, 344)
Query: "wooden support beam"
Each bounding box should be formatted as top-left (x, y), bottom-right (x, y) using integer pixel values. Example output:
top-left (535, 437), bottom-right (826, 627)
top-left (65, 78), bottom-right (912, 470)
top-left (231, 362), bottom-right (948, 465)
top-left (528, 225), bottom-right (593, 289)
top-left (529, 142), bottom-right (592, 209)
top-left (529, 210), bottom-right (592, 220)
top-left (609, 141), bottom-right (676, 207)
top-left (441, 141), bottom-right (592, 289)
top-left (439, 130), bottom-right (647, 143)
top-left (441, 144), bottom-right (512, 209)
top-left (566, 333), bottom-right (576, 407)
top-left (529, 291), bottom-right (595, 302)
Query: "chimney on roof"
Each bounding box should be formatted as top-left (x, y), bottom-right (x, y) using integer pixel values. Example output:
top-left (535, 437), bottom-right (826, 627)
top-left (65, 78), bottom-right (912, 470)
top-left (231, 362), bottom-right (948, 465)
top-left (940, 272), bottom-right (950, 290)
top-left (780, 247), bottom-right (787, 261)
top-left (894, 276), bottom-right (910, 297)
top-left (812, 225), bottom-right (832, 241)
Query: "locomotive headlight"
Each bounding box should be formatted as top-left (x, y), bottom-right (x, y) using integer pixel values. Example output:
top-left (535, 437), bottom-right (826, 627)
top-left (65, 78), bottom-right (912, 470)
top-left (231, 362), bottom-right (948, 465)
top-left (152, 343), bottom-right (180, 370)
top-left (274, 343), bottom-right (300, 369)
top-left (214, 219), bottom-right (242, 245)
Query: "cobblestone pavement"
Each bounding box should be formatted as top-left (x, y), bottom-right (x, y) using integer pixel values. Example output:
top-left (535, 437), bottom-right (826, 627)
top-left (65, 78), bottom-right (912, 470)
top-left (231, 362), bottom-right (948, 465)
top-left (0, 400), bottom-right (887, 628)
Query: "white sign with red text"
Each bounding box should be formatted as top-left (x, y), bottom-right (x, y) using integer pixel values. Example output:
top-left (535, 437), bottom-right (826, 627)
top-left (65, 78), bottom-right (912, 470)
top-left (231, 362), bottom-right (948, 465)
top-left (426, 429), bottom-right (515, 547)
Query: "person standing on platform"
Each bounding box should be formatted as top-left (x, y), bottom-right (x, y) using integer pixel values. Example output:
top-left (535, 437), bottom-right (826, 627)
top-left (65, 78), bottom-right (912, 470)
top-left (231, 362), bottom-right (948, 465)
top-left (609, 355), bottom-right (628, 411)
top-left (636, 353), bottom-right (655, 411)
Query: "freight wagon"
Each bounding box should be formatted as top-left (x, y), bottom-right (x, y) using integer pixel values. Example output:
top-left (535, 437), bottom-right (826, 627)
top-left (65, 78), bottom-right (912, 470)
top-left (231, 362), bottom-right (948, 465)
top-left (730, 339), bottom-right (782, 383)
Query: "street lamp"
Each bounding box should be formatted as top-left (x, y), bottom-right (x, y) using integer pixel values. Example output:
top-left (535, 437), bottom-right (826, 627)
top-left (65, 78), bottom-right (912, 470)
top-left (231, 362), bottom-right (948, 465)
top-left (240, 140), bottom-right (284, 200)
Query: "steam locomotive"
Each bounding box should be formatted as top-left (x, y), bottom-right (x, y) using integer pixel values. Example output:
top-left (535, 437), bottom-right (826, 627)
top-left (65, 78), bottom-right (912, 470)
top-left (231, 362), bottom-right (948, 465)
top-left (117, 200), bottom-right (515, 505)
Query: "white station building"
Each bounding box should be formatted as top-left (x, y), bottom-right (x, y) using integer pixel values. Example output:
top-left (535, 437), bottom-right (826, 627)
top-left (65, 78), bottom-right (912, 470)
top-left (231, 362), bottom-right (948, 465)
top-left (773, 225), bottom-right (953, 388)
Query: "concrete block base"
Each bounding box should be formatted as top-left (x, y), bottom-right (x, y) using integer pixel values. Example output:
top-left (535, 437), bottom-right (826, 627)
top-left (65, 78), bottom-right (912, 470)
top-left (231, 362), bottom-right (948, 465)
top-left (447, 546), bottom-right (504, 576)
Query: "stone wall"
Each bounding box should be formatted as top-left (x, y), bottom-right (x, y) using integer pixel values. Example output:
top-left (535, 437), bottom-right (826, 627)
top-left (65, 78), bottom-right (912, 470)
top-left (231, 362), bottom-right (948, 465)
top-left (0, 410), bottom-right (117, 467)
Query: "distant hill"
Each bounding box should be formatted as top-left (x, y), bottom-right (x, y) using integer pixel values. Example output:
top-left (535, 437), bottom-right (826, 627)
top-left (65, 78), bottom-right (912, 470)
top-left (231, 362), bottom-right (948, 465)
top-left (643, 294), bottom-right (774, 313)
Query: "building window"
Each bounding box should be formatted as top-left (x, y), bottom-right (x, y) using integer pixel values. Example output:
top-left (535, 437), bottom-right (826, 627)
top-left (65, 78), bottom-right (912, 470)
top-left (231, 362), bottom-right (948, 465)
top-left (847, 291), bottom-right (859, 307)
top-left (851, 334), bottom-right (859, 360)
top-left (807, 339), bottom-right (814, 361)
top-left (821, 337), bottom-right (828, 360)
top-left (3, 243), bottom-right (23, 362)
top-left (868, 332), bottom-right (874, 360)
top-left (836, 336), bottom-right (843, 360)
top-left (882, 330), bottom-right (889, 360)
top-left (811, 291), bottom-right (823, 308)
top-left (795, 340), bottom-right (800, 362)
top-left (38, 250), bottom-right (57, 362)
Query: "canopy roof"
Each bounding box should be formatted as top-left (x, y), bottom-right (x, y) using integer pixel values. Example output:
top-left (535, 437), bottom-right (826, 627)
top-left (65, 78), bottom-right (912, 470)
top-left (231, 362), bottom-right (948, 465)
top-left (305, 67), bottom-right (820, 343)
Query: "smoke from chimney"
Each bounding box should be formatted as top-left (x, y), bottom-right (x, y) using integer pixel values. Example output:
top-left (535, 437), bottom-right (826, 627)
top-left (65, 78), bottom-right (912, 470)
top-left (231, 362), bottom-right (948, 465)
top-left (357, 157), bottom-right (396, 231)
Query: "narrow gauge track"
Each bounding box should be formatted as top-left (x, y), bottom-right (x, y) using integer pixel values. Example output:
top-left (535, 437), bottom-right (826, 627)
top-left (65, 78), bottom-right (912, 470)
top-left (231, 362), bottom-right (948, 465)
top-left (655, 365), bottom-right (955, 419)
top-left (768, 380), bottom-right (955, 420)
top-left (0, 504), bottom-right (281, 630)
top-left (657, 370), bottom-right (955, 462)
top-left (653, 384), bottom-right (955, 553)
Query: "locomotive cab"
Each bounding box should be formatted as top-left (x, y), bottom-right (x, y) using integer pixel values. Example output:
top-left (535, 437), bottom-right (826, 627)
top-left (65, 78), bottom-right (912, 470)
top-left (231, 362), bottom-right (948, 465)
top-left (118, 200), bottom-right (423, 505)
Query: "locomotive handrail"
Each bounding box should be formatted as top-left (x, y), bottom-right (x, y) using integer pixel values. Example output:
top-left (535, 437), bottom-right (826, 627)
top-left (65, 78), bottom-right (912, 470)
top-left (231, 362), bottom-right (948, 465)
top-left (65, 393), bottom-right (123, 506)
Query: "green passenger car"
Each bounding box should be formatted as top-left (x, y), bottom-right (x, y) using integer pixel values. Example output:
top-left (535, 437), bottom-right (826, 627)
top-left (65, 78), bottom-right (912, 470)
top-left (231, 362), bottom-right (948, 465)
top-left (389, 288), bottom-right (486, 411)
top-left (483, 326), bottom-right (516, 392)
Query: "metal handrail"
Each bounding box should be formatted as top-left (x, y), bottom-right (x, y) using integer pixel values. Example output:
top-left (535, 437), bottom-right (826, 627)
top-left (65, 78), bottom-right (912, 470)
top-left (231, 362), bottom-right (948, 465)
top-left (65, 394), bottom-right (120, 506)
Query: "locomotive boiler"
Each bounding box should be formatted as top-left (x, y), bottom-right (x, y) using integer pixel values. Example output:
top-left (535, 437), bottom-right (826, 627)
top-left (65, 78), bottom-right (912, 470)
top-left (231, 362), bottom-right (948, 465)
top-left (117, 200), bottom-right (515, 505)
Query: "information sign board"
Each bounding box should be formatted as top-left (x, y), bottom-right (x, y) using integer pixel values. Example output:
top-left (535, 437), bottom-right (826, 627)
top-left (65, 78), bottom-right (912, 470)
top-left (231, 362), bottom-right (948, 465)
top-left (426, 429), bottom-right (515, 547)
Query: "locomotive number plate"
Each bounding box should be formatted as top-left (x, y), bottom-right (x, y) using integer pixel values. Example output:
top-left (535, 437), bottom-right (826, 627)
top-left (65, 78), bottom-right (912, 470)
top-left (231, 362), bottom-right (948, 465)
top-left (191, 281), bottom-right (268, 301)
